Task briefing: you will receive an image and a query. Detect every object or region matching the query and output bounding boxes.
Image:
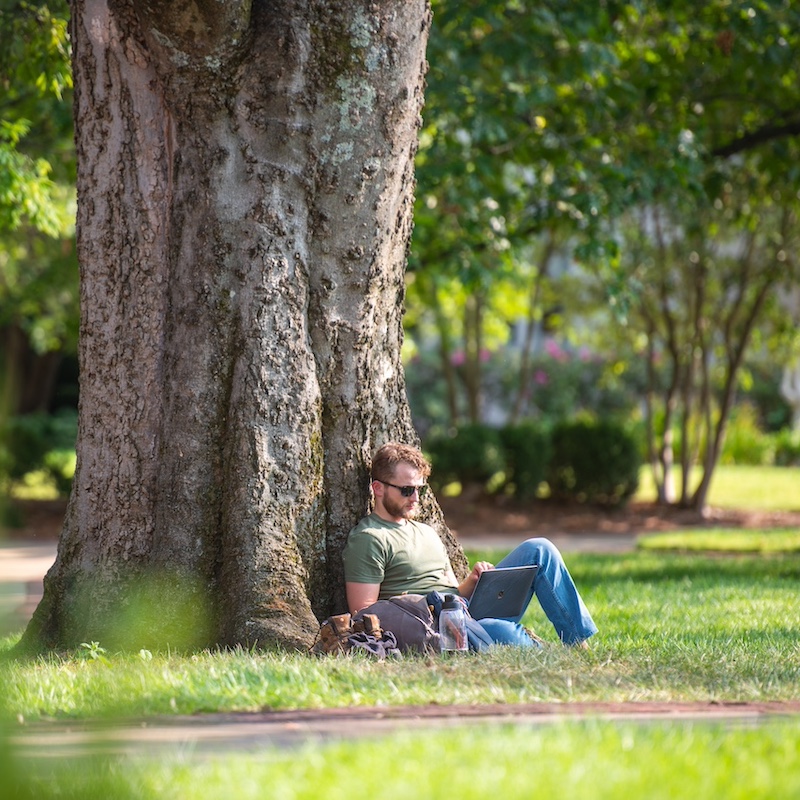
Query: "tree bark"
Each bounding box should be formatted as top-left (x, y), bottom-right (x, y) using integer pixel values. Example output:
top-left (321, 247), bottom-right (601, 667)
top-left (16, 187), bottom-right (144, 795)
top-left (21, 0), bottom-right (466, 654)
top-left (508, 231), bottom-right (554, 425)
top-left (462, 292), bottom-right (483, 424)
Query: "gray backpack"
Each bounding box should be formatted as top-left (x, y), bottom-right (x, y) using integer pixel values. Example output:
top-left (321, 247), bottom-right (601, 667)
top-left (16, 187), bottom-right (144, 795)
top-left (353, 594), bottom-right (441, 654)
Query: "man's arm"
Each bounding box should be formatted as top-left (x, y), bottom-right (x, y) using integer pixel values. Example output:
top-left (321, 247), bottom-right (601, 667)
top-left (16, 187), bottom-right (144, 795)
top-left (346, 582), bottom-right (381, 615)
top-left (456, 561), bottom-right (494, 600)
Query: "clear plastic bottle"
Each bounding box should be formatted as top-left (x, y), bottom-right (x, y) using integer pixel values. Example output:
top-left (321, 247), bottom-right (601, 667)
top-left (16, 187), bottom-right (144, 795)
top-left (439, 594), bottom-right (468, 652)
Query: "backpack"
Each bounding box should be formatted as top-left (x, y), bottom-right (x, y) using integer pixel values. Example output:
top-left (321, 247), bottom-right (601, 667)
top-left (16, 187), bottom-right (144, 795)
top-left (314, 593), bottom-right (498, 657)
top-left (354, 592), bottom-right (497, 654)
top-left (353, 594), bottom-right (441, 654)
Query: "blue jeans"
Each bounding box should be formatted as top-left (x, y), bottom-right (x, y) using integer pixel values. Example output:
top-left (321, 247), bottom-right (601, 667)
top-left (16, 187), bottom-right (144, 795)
top-left (471, 538), bottom-right (598, 647)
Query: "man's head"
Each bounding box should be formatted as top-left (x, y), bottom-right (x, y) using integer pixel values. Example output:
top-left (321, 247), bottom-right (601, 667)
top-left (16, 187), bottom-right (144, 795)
top-left (370, 442), bottom-right (431, 523)
top-left (371, 442), bottom-right (431, 484)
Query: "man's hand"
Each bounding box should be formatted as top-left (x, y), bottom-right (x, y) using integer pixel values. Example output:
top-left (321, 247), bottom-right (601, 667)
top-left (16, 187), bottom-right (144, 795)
top-left (457, 560), bottom-right (494, 600)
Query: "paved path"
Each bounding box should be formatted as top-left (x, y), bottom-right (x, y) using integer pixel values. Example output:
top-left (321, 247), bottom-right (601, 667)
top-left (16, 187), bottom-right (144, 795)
top-left (459, 531), bottom-right (637, 553)
top-left (11, 702), bottom-right (800, 759)
top-left (0, 541), bottom-right (58, 631)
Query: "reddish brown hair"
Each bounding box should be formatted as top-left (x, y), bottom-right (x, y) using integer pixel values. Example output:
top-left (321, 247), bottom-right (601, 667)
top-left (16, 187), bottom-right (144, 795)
top-left (370, 442), bottom-right (431, 483)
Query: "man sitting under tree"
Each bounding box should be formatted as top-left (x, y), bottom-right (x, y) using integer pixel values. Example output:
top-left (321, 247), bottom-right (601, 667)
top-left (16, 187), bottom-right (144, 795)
top-left (343, 442), bottom-right (597, 648)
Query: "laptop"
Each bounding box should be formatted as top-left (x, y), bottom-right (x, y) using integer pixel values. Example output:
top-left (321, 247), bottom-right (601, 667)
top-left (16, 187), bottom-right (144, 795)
top-left (467, 565), bottom-right (538, 620)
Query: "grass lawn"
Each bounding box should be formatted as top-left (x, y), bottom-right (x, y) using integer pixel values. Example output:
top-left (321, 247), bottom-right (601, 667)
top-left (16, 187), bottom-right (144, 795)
top-left (4, 547), bottom-right (800, 719)
top-left (640, 529), bottom-right (800, 553)
top-left (6, 720), bottom-right (800, 799)
top-left (635, 464), bottom-right (800, 511)
top-left (3, 541), bottom-right (800, 797)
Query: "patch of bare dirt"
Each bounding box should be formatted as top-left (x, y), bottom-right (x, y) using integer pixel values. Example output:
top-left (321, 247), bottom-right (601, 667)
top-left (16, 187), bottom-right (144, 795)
top-left (3, 499), bottom-right (68, 541)
top-left (235, 700), bottom-right (800, 723)
top-left (439, 495), bottom-right (800, 539)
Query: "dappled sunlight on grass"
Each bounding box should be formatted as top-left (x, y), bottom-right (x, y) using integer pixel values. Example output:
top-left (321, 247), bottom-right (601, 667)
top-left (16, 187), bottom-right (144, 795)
top-left (639, 529), bottom-right (800, 553)
top-left (635, 465), bottom-right (800, 511)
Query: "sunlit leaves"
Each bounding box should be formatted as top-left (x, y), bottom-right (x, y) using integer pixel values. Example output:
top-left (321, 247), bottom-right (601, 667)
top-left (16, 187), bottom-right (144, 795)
top-left (409, 0), bottom-right (800, 434)
top-left (0, 0), bottom-right (73, 236)
top-left (0, 1), bottom-right (76, 363)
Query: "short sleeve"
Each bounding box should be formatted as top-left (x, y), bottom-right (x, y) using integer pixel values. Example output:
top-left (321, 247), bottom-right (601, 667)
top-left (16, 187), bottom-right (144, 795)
top-left (343, 528), bottom-right (387, 584)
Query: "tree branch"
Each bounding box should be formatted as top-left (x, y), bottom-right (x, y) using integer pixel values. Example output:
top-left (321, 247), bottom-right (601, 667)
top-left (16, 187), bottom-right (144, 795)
top-left (711, 118), bottom-right (800, 159)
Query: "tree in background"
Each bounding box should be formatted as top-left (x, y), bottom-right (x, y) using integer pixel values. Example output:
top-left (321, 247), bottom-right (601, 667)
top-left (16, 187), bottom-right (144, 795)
top-left (620, 192), bottom-right (800, 510)
top-left (595, 1), bottom-right (800, 510)
top-left (410, 1), bottom-right (626, 429)
top-left (778, 286), bottom-right (800, 431)
top-left (409, 0), bottom-right (800, 513)
top-left (0, 1), bottom-right (77, 416)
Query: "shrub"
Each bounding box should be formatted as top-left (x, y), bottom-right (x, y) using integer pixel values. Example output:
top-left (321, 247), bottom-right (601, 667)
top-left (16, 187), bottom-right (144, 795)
top-left (43, 448), bottom-right (77, 494)
top-left (0, 441), bottom-right (11, 486)
top-left (499, 422), bottom-right (551, 499)
top-left (772, 427), bottom-right (800, 467)
top-left (3, 410), bottom-right (78, 479)
top-left (736, 361), bottom-right (792, 432)
top-left (425, 424), bottom-right (507, 492)
top-left (1, 410), bottom-right (78, 495)
top-left (547, 419), bottom-right (641, 507)
top-left (720, 403), bottom-right (774, 466)
top-left (405, 345), bottom-right (643, 440)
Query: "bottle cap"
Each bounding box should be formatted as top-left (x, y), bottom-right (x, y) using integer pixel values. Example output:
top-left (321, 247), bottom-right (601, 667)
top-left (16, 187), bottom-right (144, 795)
top-left (442, 594), bottom-right (461, 610)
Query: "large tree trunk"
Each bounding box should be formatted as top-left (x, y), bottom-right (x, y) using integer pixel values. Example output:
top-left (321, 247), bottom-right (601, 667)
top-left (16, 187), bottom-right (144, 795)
top-left (21, 0), bottom-right (465, 653)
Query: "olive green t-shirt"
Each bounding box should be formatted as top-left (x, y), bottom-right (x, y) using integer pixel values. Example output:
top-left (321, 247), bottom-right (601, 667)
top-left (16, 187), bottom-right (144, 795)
top-left (343, 513), bottom-right (460, 599)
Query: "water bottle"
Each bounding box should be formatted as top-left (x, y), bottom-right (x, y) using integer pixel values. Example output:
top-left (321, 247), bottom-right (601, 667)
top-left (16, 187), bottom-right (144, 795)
top-left (439, 594), bottom-right (468, 652)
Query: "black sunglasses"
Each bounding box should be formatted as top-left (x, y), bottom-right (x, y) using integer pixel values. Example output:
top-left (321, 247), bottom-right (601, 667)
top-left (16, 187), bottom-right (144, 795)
top-left (380, 481), bottom-right (428, 497)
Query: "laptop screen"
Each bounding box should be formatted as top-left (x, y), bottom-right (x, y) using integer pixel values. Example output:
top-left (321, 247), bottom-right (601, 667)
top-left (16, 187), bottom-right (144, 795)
top-left (467, 565), bottom-right (538, 620)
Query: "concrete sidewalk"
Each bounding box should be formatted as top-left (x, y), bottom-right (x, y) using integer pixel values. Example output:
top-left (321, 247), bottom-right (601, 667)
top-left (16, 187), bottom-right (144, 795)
top-left (0, 541), bottom-right (57, 631)
top-left (459, 531), bottom-right (637, 553)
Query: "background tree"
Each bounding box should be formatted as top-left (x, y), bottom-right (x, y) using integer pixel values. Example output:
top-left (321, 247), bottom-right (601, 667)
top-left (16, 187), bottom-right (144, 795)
top-left (21, 0), bottom-right (469, 654)
top-left (409, 0), bottom-right (626, 431)
top-left (778, 286), bottom-right (800, 431)
top-left (408, 0), bottom-right (800, 513)
top-left (593, 1), bottom-right (800, 510)
top-left (0, 1), bottom-right (77, 416)
top-left (619, 191), bottom-right (800, 510)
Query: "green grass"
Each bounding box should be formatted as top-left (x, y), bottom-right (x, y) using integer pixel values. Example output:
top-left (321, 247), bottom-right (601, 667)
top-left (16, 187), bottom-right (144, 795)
top-left (635, 464), bottom-right (800, 511)
top-left (3, 549), bottom-right (800, 721)
top-left (3, 547), bottom-right (800, 797)
top-left (640, 529), bottom-right (800, 553)
top-left (6, 721), bottom-right (800, 799)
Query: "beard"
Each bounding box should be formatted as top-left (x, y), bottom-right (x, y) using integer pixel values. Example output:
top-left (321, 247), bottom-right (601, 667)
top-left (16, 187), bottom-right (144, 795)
top-left (382, 493), bottom-right (417, 521)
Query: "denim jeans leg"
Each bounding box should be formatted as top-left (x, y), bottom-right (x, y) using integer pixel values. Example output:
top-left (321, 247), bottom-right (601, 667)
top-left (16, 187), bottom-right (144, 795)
top-left (495, 538), bottom-right (598, 645)
top-left (478, 618), bottom-right (542, 647)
